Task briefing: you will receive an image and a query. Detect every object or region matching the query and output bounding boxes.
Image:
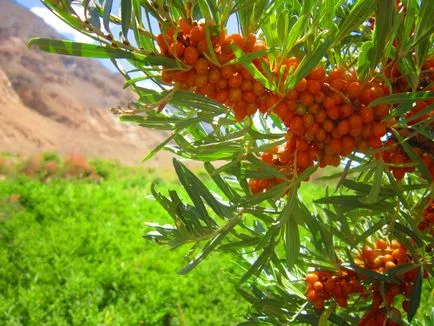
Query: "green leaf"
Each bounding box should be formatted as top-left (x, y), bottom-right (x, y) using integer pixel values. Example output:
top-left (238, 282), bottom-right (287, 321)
top-left (319, 303), bottom-right (336, 326)
top-left (407, 267), bottom-right (422, 322)
top-left (121, 0), bottom-right (132, 38)
top-left (335, 0), bottom-right (376, 43)
top-left (370, 0), bottom-right (394, 70)
top-left (28, 38), bottom-right (178, 67)
top-left (359, 160), bottom-right (384, 205)
top-left (368, 91), bottom-right (434, 107)
top-left (142, 133), bottom-right (175, 162)
top-left (414, 0), bottom-right (434, 68)
top-left (394, 223), bottom-right (424, 248)
top-left (178, 215), bottom-right (242, 274)
top-left (173, 159), bottom-right (234, 219)
top-left (341, 263), bottom-right (399, 284)
top-left (232, 44), bottom-right (274, 90)
top-left (392, 129), bottom-right (432, 182)
top-left (286, 39), bottom-right (333, 90)
top-left (285, 216), bottom-right (300, 271)
top-left (103, 0), bottom-right (113, 34)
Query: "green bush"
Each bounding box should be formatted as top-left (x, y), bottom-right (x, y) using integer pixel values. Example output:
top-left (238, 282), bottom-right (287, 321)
top-left (0, 165), bottom-right (246, 325)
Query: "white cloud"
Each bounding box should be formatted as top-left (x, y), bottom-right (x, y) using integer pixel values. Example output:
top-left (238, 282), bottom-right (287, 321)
top-left (30, 7), bottom-right (94, 44)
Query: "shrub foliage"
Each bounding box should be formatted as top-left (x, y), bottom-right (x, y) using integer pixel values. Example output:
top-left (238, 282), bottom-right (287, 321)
top-left (29, 0), bottom-right (433, 324)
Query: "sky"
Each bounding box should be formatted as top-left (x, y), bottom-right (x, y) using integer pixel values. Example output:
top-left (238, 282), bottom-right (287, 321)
top-left (16, 0), bottom-right (117, 71)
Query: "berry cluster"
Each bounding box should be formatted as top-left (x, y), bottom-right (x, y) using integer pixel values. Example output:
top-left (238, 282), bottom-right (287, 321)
top-left (357, 240), bottom-right (428, 325)
top-left (381, 138), bottom-right (434, 180)
top-left (380, 57), bottom-right (434, 181)
top-left (157, 19), bottom-right (267, 121)
top-left (360, 240), bottom-right (409, 273)
top-left (358, 306), bottom-right (401, 326)
top-left (306, 239), bottom-right (431, 324)
top-left (305, 269), bottom-right (364, 310)
top-left (157, 19), bottom-right (433, 194)
top-left (418, 201), bottom-right (434, 236)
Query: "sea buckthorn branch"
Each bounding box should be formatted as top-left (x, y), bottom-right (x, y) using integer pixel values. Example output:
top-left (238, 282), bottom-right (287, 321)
top-left (32, 1), bottom-right (434, 324)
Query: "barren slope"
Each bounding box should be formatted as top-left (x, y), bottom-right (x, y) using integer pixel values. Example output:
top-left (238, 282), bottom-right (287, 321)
top-left (0, 1), bottom-right (171, 166)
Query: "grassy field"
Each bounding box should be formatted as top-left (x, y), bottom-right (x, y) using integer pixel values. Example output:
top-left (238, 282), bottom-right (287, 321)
top-left (0, 154), bottom-right (432, 325)
top-left (0, 158), bottom-right (246, 325)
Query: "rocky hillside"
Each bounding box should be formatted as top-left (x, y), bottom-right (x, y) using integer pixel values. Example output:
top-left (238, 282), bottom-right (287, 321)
top-left (0, 0), bottom-right (171, 166)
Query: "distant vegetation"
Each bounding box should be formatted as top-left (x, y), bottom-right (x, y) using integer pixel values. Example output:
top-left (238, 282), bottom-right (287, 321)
top-left (0, 153), bottom-right (246, 325)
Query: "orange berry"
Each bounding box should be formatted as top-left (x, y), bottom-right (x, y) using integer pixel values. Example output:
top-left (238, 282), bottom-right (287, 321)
top-left (381, 254), bottom-right (393, 263)
top-left (295, 78), bottom-right (308, 92)
top-left (194, 58), bottom-right (209, 74)
top-left (323, 119), bottom-right (334, 133)
top-left (327, 107), bottom-right (340, 120)
top-left (390, 240), bottom-right (402, 250)
top-left (303, 113), bottom-right (315, 128)
top-left (323, 97), bottom-right (336, 110)
top-left (243, 33), bottom-right (257, 51)
top-left (330, 139), bottom-right (342, 154)
top-left (229, 74), bottom-right (243, 88)
top-left (306, 290), bottom-right (319, 301)
top-left (216, 79), bottom-right (228, 90)
top-left (316, 128), bottom-right (327, 142)
top-left (241, 80), bottom-right (252, 91)
top-left (307, 67), bottom-right (326, 80)
top-left (169, 41), bottom-right (185, 58)
top-left (246, 103), bottom-right (257, 115)
top-left (194, 73), bottom-right (208, 87)
top-left (297, 151), bottom-right (311, 168)
top-left (307, 80), bottom-right (321, 94)
top-left (337, 120), bottom-right (350, 136)
top-left (313, 281), bottom-right (324, 291)
top-left (363, 247), bottom-right (377, 263)
top-left (244, 92), bottom-right (257, 104)
top-left (328, 68), bottom-right (346, 80)
top-left (368, 136), bottom-right (382, 149)
top-left (229, 88), bottom-right (242, 102)
top-left (372, 123), bottom-right (387, 138)
top-left (290, 116), bottom-right (305, 135)
top-left (314, 91), bottom-right (325, 103)
top-left (190, 26), bottom-right (205, 45)
top-left (339, 104), bottom-right (354, 118)
top-left (221, 34), bottom-right (244, 54)
top-left (287, 89), bottom-right (298, 101)
top-left (374, 104), bottom-right (390, 119)
top-left (252, 40), bottom-right (267, 52)
top-left (273, 102), bottom-right (288, 118)
top-left (392, 248), bottom-right (407, 262)
top-left (252, 82), bottom-right (265, 96)
top-left (261, 152), bottom-right (274, 165)
top-left (184, 46), bottom-right (199, 65)
top-left (375, 240), bottom-right (388, 250)
top-left (330, 78), bottom-right (346, 91)
top-left (157, 34), bottom-right (169, 53)
top-left (179, 18), bottom-right (192, 34)
top-left (360, 107), bottom-right (374, 123)
top-left (360, 88), bottom-right (374, 105)
top-left (208, 68), bottom-right (221, 84)
top-left (349, 115), bottom-right (363, 128)
top-left (341, 136), bottom-right (355, 155)
top-left (385, 261), bottom-right (396, 270)
top-left (347, 81), bottom-right (363, 99)
top-left (221, 65), bottom-right (235, 79)
top-left (215, 90), bottom-right (228, 102)
top-left (300, 92), bottom-right (314, 106)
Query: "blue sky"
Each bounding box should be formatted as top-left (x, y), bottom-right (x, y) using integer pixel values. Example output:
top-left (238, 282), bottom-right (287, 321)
top-left (17, 0), bottom-right (118, 71)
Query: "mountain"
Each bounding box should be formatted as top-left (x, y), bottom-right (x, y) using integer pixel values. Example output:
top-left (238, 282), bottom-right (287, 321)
top-left (0, 0), bottom-right (172, 166)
